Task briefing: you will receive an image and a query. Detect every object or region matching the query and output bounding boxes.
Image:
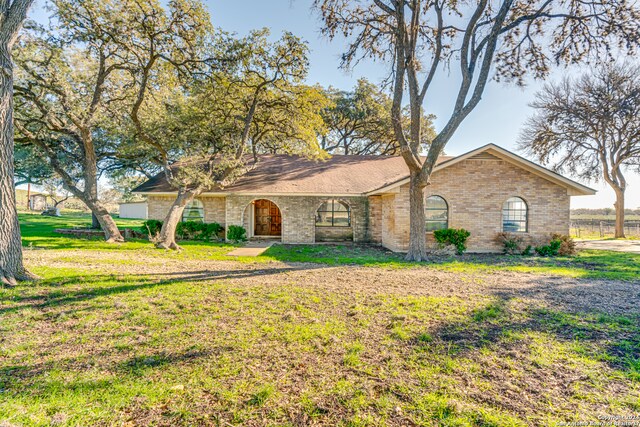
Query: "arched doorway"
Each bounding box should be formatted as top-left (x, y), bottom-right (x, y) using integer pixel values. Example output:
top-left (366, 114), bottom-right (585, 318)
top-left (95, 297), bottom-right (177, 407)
top-left (253, 199), bottom-right (282, 237)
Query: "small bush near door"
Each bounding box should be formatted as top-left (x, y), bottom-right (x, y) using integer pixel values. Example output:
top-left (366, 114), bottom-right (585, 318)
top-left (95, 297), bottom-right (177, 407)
top-left (227, 225), bottom-right (247, 242)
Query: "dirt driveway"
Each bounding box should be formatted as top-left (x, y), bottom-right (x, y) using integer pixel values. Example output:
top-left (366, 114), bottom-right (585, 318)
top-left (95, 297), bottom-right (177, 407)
top-left (577, 239), bottom-right (640, 253)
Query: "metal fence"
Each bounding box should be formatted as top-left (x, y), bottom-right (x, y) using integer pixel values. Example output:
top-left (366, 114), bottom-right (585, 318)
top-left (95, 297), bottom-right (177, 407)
top-left (570, 219), bottom-right (640, 238)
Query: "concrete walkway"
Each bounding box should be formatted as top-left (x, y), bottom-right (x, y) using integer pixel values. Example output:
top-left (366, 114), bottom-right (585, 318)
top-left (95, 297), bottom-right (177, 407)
top-left (577, 239), bottom-right (640, 254)
top-left (225, 240), bottom-right (276, 257)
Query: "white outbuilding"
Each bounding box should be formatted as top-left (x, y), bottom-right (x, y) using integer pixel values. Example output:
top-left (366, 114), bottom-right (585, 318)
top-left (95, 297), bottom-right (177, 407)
top-left (119, 201), bottom-right (148, 219)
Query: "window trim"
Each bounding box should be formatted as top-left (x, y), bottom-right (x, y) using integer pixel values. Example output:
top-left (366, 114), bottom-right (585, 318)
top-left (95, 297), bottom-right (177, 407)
top-left (425, 195), bottom-right (449, 232)
top-left (502, 196), bottom-right (528, 233)
top-left (182, 199), bottom-right (205, 223)
top-left (315, 199), bottom-right (352, 227)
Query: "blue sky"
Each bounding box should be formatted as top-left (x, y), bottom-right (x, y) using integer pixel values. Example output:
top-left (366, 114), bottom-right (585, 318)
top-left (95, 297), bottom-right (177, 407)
top-left (27, 0), bottom-right (640, 209)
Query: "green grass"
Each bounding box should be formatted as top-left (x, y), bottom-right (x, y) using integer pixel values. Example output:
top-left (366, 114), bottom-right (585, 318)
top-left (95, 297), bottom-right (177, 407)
top-left (19, 212), bottom-right (640, 281)
top-left (263, 244), bottom-right (640, 281)
top-left (1, 267), bottom-right (638, 426)
top-left (571, 214), bottom-right (640, 220)
top-left (19, 212), bottom-right (255, 261)
top-left (1, 213), bottom-right (638, 425)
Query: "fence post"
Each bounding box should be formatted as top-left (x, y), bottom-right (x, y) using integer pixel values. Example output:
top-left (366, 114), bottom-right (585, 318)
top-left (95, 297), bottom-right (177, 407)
top-left (599, 221), bottom-right (604, 238)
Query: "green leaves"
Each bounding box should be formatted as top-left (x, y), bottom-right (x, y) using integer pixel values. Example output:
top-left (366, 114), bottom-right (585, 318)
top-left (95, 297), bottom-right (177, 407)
top-left (321, 78), bottom-right (436, 155)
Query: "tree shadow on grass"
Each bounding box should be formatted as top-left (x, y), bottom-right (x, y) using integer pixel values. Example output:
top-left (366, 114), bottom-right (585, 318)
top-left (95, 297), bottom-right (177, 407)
top-left (0, 265), bottom-right (329, 315)
top-left (262, 244), bottom-right (640, 281)
top-left (410, 280), bottom-right (640, 385)
top-left (0, 347), bottom-right (225, 396)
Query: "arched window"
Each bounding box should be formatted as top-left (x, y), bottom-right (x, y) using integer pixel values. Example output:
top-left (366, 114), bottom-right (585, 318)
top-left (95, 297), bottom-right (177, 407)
top-left (426, 195), bottom-right (448, 231)
top-left (182, 199), bottom-right (204, 222)
top-left (502, 197), bottom-right (528, 232)
top-left (316, 200), bottom-right (351, 227)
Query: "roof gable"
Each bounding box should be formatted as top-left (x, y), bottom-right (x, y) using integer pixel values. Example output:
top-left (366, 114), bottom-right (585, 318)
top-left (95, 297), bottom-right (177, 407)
top-left (366, 144), bottom-right (596, 196)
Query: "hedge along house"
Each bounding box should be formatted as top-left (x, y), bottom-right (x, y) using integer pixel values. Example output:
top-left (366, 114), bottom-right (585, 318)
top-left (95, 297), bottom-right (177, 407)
top-left (132, 144), bottom-right (595, 252)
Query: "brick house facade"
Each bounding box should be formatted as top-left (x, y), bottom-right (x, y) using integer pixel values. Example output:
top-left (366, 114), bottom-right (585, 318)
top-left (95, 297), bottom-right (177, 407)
top-left (135, 144), bottom-right (595, 253)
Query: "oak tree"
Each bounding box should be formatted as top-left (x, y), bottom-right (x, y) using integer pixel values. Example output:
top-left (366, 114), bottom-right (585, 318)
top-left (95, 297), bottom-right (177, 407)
top-left (14, 1), bottom-right (132, 242)
top-left (520, 63), bottom-right (640, 238)
top-left (314, 0), bottom-right (640, 260)
top-left (321, 78), bottom-right (434, 155)
top-left (128, 29), bottom-right (322, 249)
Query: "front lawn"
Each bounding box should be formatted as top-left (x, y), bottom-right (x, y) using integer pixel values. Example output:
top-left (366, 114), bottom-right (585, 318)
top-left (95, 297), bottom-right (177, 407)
top-left (0, 213), bottom-right (638, 426)
top-left (263, 244), bottom-right (640, 281)
top-left (19, 212), bottom-right (640, 281)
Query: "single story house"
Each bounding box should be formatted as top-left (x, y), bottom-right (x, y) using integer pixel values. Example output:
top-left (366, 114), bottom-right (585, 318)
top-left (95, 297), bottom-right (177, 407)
top-left (132, 144), bottom-right (595, 252)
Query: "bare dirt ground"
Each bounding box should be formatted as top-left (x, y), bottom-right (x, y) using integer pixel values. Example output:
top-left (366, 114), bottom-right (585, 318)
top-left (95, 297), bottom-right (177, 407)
top-left (577, 239), bottom-right (640, 253)
top-left (24, 249), bottom-right (640, 316)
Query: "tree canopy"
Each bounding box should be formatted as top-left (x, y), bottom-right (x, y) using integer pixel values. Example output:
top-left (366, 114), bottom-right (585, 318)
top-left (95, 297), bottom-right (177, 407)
top-left (321, 78), bottom-right (435, 155)
top-left (520, 63), bottom-right (640, 237)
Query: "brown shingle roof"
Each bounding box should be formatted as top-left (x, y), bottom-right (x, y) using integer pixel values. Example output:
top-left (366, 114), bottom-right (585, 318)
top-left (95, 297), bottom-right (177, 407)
top-left (133, 154), bottom-right (453, 195)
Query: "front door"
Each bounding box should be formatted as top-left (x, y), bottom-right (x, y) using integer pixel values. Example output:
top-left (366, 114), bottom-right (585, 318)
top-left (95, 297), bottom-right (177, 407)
top-left (254, 200), bottom-right (282, 236)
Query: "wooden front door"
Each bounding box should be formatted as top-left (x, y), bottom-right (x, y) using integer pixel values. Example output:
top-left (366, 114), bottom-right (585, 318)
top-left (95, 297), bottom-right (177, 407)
top-left (254, 200), bottom-right (282, 236)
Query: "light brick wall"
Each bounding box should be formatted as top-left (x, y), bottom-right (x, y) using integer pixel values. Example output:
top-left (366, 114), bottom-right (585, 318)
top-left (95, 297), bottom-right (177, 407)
top-left (146, 195), bottom-right (226, 227)
top-left (315, 226), bottom-right (354, 241)
top-left (225, 195), bottom-right (370, 244)
top-left (145, 156), bottom-right (571, 252)
top-left (201, 196), bottom-right (226, 225)
top-left (367, 196), bottom-right (383, 244)
top-left (382, 157), bottom-right (571, 252)
top-left (147, 196), bottom-right (174, 221)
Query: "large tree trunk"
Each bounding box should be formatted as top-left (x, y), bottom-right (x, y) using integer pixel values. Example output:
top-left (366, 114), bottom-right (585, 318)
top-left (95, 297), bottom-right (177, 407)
top-left (405, 173), bottom-right (428, 261)
top-left (84, 199), bottom-right (124, 243)
top-left (155, 189), bottom-right (197, 250)
top-left (91, 213), bottom-right (100, 229)
top-left (0, 44), bottom-right (35, 285)
top-left (613, 187), bottom-right (626, 239)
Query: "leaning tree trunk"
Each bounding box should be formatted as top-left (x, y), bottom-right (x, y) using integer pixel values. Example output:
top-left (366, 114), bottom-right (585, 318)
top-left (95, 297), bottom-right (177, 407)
top-left (84, 199), bottom-right (124, 243)
top-left (405, 173), bottom-right (429, 262)
top-left (613, 188), bottom-right (626, 239)
top-left (155, 189), bottom-right (197, 250)
top-left (0, 44), bottom-right (35, 284)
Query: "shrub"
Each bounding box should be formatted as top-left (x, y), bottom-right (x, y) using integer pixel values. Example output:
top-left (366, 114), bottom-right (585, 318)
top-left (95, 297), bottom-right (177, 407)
top-left (142, 220), bottom-right (224, 242)
top-left (227, 225), bottom-right (247, 242)
top-left (141, 219), bottom-right (163, 236)
top-left (522, 245), bottom-right (533, 256)
top-left (535, 239), bottom-right (562, 257)
top-left (551, 233), bottom-right (576, 256)
top-left (176, 221), bottom-right (224, 242)
top-left (433, 228), bottom-right (471, 255)
top-left (494, 232), bottom-right (527, 255)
